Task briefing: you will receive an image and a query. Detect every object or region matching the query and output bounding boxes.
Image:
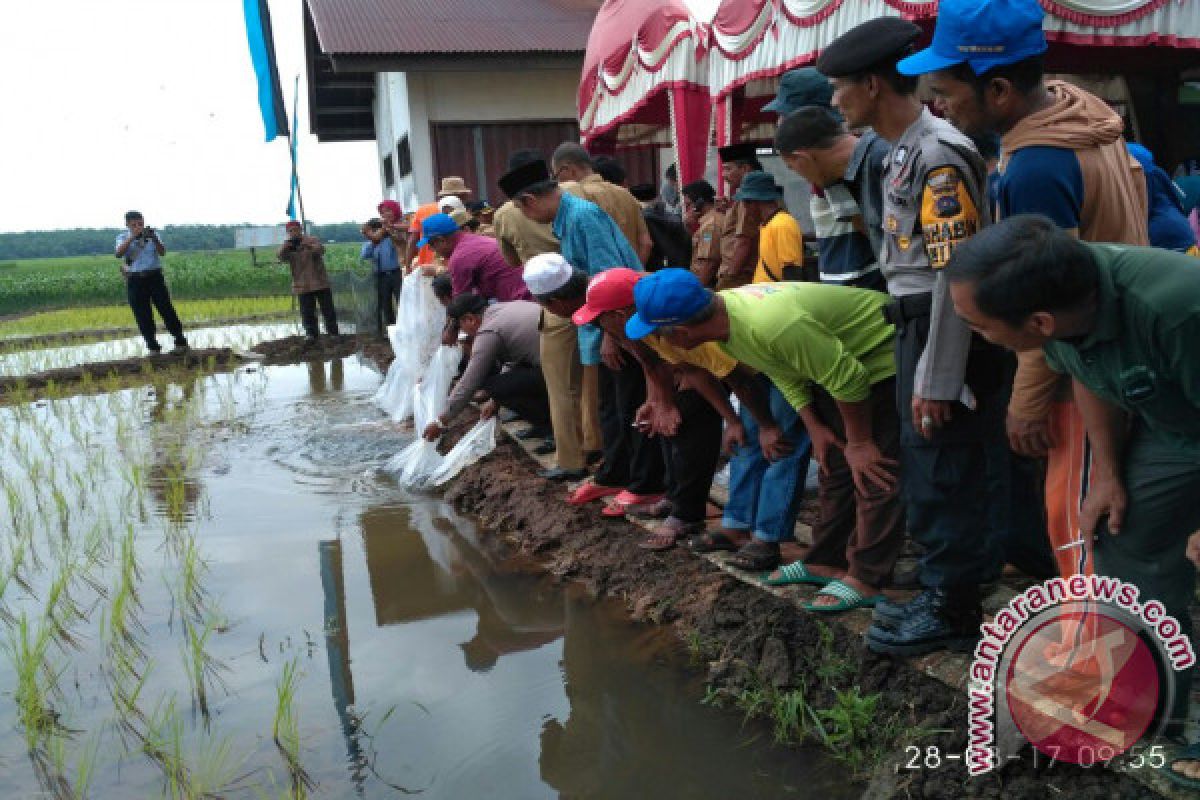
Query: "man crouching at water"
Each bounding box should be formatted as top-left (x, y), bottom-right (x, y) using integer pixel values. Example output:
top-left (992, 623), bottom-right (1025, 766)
top-left (115, 210), bottom-right (188, 356)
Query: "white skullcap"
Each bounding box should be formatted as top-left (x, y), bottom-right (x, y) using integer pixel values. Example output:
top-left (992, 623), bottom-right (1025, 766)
top-left (523, 252), bottom-right (574, 295)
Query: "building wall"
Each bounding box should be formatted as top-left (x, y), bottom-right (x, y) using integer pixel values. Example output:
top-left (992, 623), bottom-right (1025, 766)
top-left (379, 68), bottom-right (581, 207)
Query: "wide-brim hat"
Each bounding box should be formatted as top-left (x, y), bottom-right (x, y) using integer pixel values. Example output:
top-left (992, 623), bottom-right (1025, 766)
top-left (438, 176), bottom-right (473, 197)
top-left (733, 170), bottom-right (784, 202)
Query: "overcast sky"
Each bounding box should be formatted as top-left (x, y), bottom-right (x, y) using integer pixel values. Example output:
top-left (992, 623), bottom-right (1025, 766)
top-left (0, 0), bottom-right (722, 234)
top-left (0, 0), bottom-right (379, 233)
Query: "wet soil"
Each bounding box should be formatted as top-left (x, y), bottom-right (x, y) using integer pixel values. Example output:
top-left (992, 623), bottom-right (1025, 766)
top-left (441, 419), bottom-right (1162, 800)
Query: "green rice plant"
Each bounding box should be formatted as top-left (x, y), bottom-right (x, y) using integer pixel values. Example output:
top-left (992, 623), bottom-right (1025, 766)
top-left (273, 657), bottom-right (314, 798)
top-left (180, 615), bottom-right (229, 720)
top-left (43, 562), bottom-right (86, 650)
top-left (8, 612), bottom-right (62, 749)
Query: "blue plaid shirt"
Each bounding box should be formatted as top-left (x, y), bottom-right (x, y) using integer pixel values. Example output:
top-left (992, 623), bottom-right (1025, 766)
top-left (552, 191), bottom-right (642, 364)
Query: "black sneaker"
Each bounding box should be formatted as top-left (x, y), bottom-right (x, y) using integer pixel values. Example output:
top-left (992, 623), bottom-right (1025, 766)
top-left (866, 589), bottom-right (982, 657)
top-left (871, 589), bottom-right (939, 630)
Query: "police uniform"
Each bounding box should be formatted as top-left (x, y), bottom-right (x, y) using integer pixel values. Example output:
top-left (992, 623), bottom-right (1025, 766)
top-left (819, 16), bottom-right (1013, 655)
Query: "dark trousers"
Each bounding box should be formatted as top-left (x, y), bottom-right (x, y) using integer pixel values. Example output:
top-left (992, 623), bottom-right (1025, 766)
top-left (126, 270), bottom-right (185, 351)
top-left (298, 288), bottom-right (339, 338)
top-left (375, 270), bottom-right (401, 331)
top-left (1095, 427), bottom-right (1200, 734)
top-left (893, 303), bottom-right (1012, 590)
top-left (593, 360), bottom-right (665, 494)
top-left (661, 388), bottom-right (723, 523)
top-left (806, 379), bottom-right (905, 588)
top-left (483, 365), bottom-right (551, 429)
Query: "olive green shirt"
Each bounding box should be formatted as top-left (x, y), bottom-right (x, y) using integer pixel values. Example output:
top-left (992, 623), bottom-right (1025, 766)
top-left (1044, 243), bottom-right (1200, 449)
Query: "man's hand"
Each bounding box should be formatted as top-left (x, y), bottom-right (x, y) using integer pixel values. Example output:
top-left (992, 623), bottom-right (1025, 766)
top-left (1007, 412), bottom-right (1055, 458)
top-left (634, 401), bottom-right (681, 437)
top-left (478, 399), bottom-right (498, 420)
top-left (911, 396), bottom-right (954, 439)
top-left (843, 441), bottom-right (898, 494)
top-left (422, 421), bottom-right (443, 442)
top-left (1080, 472), bottom-right (1127, 538)
top-left (600, 332), bottom-right (625, 372)
top-left (758, 423), bottom-right (793, 463)
top-left (1186, 530), bottom-right (1200, 570)
top-left (721, 420), bottom-right (747, 456)
top-left (807, 423), bottom-right (845, 474)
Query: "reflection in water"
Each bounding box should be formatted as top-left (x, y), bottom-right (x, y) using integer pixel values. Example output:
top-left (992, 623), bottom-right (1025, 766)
top-left (319, 539), bottom-right (367, 794)
top-left (145, 377), bottom-right (204, 526)
top-left (307, 358), bottom-right (346, 395)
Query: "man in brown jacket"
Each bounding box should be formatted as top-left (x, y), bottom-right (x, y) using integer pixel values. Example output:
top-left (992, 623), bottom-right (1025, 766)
top-left (277, 220), bottom-right (339, 344)
top-left (714, 143), bottom-right (764, 289)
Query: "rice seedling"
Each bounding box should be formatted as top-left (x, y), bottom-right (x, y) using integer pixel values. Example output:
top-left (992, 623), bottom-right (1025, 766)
top-left (273, 657), bottom-right (314, 798)
top-left (180, 614), bottom-right (229, 721)
top-left (8, 612), bottom-right (63, 749)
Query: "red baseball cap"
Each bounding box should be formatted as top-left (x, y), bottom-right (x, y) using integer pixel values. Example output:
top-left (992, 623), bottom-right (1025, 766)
top-left (571, 268), bottom-right (643, 326)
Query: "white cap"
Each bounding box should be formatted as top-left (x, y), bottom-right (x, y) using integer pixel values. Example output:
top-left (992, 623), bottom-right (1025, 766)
top-left (439, 196), bottom-right (466, 213)
top-left (523, 253), bottom-right (574, 296)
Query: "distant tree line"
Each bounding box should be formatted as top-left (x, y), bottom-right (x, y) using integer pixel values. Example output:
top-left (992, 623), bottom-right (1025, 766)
top-left (0, 223), bottom-right (365, 260)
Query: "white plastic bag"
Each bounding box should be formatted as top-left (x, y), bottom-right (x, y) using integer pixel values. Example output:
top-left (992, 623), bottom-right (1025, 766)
top-left (375, 274), bottom-right (448, 422)
top-left (412, 345), bottom-right (461, 431)
top-left (431, 418), bottom-right (497, 485)
top-left (386, 439), bottom-right (445, 490)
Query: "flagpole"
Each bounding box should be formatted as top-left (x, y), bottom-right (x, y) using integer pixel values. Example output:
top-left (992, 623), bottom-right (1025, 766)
top-left (289, 74), bottom-right (308, 230)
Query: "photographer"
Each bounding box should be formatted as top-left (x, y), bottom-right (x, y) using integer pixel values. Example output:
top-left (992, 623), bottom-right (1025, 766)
top-left (360, 200), bottom-right (405, 330)
top-left (114, 210), bottom-right (188, 355)
top-left (276, 220), bottom-right (339, 345)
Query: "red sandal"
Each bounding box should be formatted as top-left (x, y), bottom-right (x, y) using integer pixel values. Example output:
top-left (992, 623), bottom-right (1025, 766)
top-left (601, 490), bottom-right (665, 518)
top-left (567, 480), bottom-right (622, 505)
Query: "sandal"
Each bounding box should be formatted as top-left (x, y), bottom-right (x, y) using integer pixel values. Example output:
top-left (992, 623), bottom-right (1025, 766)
top-left (602, 491), bottom-right (665, 518)
top-left (688, 530), bottom-right (746, 553)
top-left (762, 561), bottom-right (834, 587)
top-left (567, 481), bottom-right (622, 505)
top-left (802, 579), bottom-right (882, 613)
top-left (726, 540), bottom-right (781, 572)
top-left (626, 497), bottom-right (672, 520)
top-left (639, 519), bottom-right (703, 552)
top-left (1165, 741), bottom-right (1200, 791)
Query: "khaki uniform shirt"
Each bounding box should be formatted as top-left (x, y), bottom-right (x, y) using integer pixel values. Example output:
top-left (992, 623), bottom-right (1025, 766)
top-left (493, 201), bottom-right (560, 267)
top-left (276, 236), bottom-right (330, 294)
top-left (717, 201), bottom-right (759, 289)
top-left (880, 108), bottom-right (988, 401)
top-left (561, 174), bottom-right (650, 257)
top-left (691, 208), bottom-right (724, 285)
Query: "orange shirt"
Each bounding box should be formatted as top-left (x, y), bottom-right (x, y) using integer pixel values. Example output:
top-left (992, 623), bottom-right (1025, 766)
top-left (410, 202), bottom-right (440, 266)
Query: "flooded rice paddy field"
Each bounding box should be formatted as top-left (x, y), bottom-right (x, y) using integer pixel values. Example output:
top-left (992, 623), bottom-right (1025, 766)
top-left (0, 323), bottom-right (300, 377)
top-left (0, 350), bottom-right (854, 799)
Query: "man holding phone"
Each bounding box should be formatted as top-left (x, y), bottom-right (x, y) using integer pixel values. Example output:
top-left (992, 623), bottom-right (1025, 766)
top-left (114, 210), bottom-right (188, 355)
top-left (276, 220), bottom-right (339, 345)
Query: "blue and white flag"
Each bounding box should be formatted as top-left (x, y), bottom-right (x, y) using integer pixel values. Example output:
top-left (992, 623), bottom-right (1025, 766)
top-left (243, 0), bottom-right (289, 142)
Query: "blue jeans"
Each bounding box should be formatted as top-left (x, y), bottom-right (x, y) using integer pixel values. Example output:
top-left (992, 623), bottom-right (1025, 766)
top-left (722, 377), bottom-right (813, 543)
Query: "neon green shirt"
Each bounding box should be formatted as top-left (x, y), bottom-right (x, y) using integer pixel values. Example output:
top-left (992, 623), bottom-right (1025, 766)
top-left (718, 282), bottom-right (896, 409)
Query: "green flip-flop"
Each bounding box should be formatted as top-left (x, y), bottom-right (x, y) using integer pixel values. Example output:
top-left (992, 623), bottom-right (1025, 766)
top-left (803, 579), bottom-right (883, 614)
top-left (761, 561), bottom-right (833, 587)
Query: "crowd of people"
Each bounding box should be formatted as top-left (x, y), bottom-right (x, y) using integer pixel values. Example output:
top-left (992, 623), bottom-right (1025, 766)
top-left (99, 0), bottom-right (1200, 784)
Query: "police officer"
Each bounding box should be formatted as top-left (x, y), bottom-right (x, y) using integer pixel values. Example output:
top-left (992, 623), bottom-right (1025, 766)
top-left (819, 18), bottom-right (1011, 656)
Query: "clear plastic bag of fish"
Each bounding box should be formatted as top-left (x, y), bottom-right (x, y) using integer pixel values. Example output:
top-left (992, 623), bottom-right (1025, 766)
top-left (386, 439), bottom-right (445, 490)
top-left (375, 274), bottom-right (448, 422)
top-left (431, 417), bottom-right (497, 485)
top-left (412, 345), bottom-right (461, 431)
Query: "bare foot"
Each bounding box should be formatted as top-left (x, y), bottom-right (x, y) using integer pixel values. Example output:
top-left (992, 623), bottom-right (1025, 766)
top-left (809, 575), bottom-right (882, 609)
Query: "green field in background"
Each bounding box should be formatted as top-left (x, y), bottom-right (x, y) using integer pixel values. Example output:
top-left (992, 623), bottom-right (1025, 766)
top-left (0, 243), bottom-right (366, 317)
top-left (0, 296), bottom-right (298, 340)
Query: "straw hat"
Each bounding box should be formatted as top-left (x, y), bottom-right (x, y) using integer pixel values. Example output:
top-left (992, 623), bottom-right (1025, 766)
top-left (437, 176), bottom-right (472, 197)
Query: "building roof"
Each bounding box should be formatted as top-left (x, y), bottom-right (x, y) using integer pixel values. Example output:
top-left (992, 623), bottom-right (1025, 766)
top-left (306, 0), bottom-right (602, 56)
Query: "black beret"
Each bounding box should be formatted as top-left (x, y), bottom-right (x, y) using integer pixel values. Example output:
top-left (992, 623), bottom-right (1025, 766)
top-left (498, 159), bottom-right (552, 199)
top-left (816, 17), bottom-right (922, 78)
top-left (717, 142), bottom-right (758, 163)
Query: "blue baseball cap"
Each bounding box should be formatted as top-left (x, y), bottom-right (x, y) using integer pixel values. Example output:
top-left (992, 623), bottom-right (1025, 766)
top-left (897, 0), bottom-right (1047, 77)
top-left (416, 213), bottom-right (460, 247)
top-left (625, 268), bottom-right (710, 340)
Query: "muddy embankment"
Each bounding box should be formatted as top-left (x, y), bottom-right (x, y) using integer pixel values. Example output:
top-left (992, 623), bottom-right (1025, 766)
top-left (437, 417), bottom-right (1161, 800)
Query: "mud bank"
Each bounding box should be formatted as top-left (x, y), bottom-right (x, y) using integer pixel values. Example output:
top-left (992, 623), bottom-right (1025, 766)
top-left (440, 424), bottom-right (1163, 800)
top-left (0, 334), bottom-right (365, 398)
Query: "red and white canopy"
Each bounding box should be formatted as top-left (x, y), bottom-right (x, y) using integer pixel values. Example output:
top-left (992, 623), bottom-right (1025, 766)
top-left (579, 0), bottom-right (1200, 175)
